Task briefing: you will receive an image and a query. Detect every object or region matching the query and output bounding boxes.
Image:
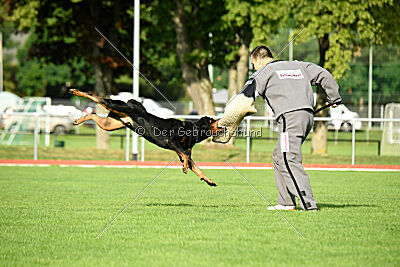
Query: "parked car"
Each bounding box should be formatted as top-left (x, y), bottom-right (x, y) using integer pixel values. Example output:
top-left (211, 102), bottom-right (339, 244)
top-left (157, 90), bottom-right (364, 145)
top-left (0, 92), bottom-right (22, 129)
top-left (110, 92), bottom-right (175, 117)
top-left (0, 92), bottom-right (22, 114)
top-left (329, 104), bottom-right (362, 131)
top-left (142, 98), bottom-right (175, 117)
top-left (43, 105), bottom-right (83, 120)
top-left (263, 102), bottom-right (361, 132)
top-left (1, 105), bottom-right (80, 134)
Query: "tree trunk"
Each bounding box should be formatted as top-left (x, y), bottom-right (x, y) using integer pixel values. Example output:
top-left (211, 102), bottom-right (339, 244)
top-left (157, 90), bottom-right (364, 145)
top-left (236, 42), bottom-right (249, 89)
top-left (228, 65), bottom-right (238, 100)
top-left (89, 0), bottom-right (120, 149)
top-left (311, 34), bottom-right (329, 155)
top-left (199, 65), bottom-right (216, 115)
top-left (173, 0), bottom-right (215, 115)
top-left (95, 104), bottom-right (110, 149)
top-left (92, 43), bottom-right (112, 149)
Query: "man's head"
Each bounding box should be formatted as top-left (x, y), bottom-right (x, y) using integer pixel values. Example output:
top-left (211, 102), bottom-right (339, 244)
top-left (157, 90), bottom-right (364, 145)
top-left (250, 45), bottom-right (273, 71)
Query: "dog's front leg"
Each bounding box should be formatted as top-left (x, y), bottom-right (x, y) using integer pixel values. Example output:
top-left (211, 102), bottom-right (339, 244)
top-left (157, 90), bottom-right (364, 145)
top-left (188, 159), bottom-right (217, 186)
top-left (185, 149), bottom-right (217, 186)
top-left (167, 140), bottom-right (189, 174)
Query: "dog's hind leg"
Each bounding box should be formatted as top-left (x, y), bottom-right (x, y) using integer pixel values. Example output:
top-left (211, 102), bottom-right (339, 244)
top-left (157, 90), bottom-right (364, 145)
top-left (69, 89), bottom-right (128, 117)
top-left (74, 114), bottom-right (125, 131)
top-left (69, 89), bottom-right (106, 107)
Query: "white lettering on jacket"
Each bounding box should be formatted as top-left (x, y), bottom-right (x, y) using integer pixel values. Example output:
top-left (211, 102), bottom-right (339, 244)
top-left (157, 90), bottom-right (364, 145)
top-left (276, 69), bottom-right (304, 80)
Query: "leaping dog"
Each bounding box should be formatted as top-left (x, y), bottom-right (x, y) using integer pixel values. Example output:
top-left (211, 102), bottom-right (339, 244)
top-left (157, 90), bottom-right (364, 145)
top-left (69, 89), bottom-right (222, 186)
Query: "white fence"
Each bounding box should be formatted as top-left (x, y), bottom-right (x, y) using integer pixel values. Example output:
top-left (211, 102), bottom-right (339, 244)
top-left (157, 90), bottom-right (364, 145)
top-left (1, 113), bottom-right (400, 165)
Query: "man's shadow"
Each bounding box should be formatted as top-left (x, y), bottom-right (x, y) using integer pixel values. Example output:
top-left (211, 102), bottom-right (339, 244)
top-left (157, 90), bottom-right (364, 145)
top-left (317, 203), bottom-right (378, 209)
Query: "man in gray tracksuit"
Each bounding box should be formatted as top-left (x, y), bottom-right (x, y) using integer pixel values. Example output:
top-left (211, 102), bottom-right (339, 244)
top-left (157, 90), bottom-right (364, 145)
top-left (242, 45), bottom-right (342, 211)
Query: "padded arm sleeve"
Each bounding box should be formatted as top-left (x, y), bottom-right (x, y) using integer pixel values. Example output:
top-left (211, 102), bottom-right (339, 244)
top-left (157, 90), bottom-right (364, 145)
top-left (213, 93), bottom-right (257, 143)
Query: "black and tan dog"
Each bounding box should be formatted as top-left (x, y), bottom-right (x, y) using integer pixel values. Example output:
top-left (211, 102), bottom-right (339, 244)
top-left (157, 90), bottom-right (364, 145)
top-left (69, 89), bottom-right (222, 186)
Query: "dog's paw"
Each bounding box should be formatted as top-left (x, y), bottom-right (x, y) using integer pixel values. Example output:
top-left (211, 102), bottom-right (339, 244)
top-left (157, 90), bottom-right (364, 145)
top-left (73, 116), bottom-right (86, 125)
top-left (69, 89), bottom-right (84, 97)
top-left (182, 166), bottom-right (188, 174)
top-left (69, 89), bottom-right (78, 95)
top-left (201, 177), bottom-right (217, 187)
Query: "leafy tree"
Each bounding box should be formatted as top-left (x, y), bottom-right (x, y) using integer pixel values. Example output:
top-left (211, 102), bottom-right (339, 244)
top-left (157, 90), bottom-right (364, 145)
top-left (138, 0), bottom-right (186, 102)
top-left (289, 0), bottom-right (400, 155)
top-left (172, 0), bottom-right (228, 115)
top-left (0, 2), bottom-right (22, 94)
top-left (221, 0), bottom-right (288, 99)
top-left (338, 46), bottom-right (400, 105)
top-left (221, 0), bottom-right (252, 100)
top-left (6, 0), bottom-right (133, 97)
top-left (5, 0), bottom-right (134, 149)
top-left (12, 33), bottom-right (95, 97)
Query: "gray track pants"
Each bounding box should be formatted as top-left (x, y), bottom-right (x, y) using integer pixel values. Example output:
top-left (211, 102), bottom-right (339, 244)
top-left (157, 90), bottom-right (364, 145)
top-left (272, 109), bottom-right (317, 210)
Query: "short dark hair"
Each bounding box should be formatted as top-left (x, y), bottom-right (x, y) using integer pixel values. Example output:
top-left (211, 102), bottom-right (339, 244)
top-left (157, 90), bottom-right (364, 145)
top-left (250, 45), bottom-right (273, 59)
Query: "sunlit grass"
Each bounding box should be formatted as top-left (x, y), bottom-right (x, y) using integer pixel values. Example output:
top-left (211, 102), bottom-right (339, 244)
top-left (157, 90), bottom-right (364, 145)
top-left (0, 166), bottom-right (399, 265)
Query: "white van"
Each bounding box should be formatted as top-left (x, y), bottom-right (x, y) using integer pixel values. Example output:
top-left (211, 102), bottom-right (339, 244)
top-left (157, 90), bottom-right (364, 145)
top-left (110, 92), bottom-right (175, 118)
top-left (1, 104), bottom-right (80, 134)
top-left (265, 102), bottom-right (361, 132)
top-left (329, 104), bottom-right (362, 131)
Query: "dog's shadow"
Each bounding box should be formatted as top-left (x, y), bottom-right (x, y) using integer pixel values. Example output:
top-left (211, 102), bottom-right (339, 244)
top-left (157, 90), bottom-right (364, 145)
top-left (144, 202), bottom-right (220, 208)
top-left (143, 202), bottom-right (376, 210)
top-left (317, 203), bottom-right (378, 209)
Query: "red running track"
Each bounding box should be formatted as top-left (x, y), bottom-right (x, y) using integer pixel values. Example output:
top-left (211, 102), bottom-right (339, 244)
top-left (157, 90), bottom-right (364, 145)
top-left (0, 159), bottom-right (399, 171)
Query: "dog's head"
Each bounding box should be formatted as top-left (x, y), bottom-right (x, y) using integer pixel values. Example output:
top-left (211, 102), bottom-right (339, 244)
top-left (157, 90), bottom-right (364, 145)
top-left (195, 116), bottom-right (223, 140)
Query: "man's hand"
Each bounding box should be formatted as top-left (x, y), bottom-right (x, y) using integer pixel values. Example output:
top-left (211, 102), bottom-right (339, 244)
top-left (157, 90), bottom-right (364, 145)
top-left (327, 102), bottom-right (339, 108)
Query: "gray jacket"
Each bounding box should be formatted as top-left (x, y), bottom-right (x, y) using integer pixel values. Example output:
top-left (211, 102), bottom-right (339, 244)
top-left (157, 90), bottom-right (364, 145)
top-left (248, 60), bottom-right (342, 118)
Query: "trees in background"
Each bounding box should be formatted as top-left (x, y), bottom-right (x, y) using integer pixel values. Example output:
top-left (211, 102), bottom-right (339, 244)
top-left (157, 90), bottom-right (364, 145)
top-left (221, 0), bottom-right (252, 100)
top-left (289, 0), bottom-right (400, 155)
top-left (0, 3), bottom-right (94, 98)
top-left (9, 0), bottom-right (133, 98)
top-left (15, 33), bottom-right (94, 97)
top-left (338, 45), bottom-right (400, 105)
top-left (4, 0), bottom-right (133, 148)
top-left (222, 1), bottom-right (287, 99)
top-left (1, 0), bottom-right (399, 153)
top-left (133, 0), bottom-right (185, 102)
top-left (172, 0), bottom-right (230, 115)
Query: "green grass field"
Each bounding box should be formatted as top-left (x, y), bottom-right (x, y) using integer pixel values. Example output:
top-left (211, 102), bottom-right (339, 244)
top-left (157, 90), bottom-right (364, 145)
top-left (1, 166), bottom-right (399, 266)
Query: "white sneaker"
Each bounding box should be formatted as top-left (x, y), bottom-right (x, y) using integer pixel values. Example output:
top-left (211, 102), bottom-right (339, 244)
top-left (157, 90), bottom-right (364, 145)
top-left (267, 205), bottom-right (296, 211)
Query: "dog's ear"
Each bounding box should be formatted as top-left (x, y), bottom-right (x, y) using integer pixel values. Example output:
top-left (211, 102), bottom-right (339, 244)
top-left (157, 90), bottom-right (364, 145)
top-left (195, 117), bottom-right (213, 133)
top-left (197, 116), bottom-right (209, 125)
top-left (204, 116), bottom-right (216, 124)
